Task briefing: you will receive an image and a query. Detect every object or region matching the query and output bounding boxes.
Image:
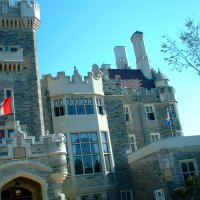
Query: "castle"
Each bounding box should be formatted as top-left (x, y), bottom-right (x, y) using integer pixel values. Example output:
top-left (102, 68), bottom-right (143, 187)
top-left (0, 1), bottom-right (200, 200)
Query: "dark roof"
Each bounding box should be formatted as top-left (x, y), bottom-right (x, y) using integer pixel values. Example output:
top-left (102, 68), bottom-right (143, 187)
top-left (108, 69), bottom-right (155, 90)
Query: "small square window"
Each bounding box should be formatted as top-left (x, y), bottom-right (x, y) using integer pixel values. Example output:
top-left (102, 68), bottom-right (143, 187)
top-left (150, 133), bottom-right (160, 142)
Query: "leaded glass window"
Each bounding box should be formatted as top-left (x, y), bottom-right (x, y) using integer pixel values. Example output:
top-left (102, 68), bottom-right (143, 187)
top-left (71, 132), bottom-right (101, 175)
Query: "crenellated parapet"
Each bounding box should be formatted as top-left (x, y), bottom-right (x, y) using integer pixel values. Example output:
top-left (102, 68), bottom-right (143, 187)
top-left (0, 0), bottom-right (40, 30)
top-left (41, 67), bottom-right (104, 97)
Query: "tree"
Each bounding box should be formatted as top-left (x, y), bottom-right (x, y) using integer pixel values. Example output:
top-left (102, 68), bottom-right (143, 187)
top-left (175, 173), bottom-right (200, 199)
top-left (161, 18), bottom-right (200, 76)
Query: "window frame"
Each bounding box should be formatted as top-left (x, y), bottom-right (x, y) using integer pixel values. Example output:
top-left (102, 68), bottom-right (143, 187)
top-left (129, 134), bottom-right (137, 152)
top-left (54, 99), bottom-right (65, 117)
top-left (66, 97), bottom-right (94, 115)
top-left (124, 106), bottom-right (131, 122)
top-left (145, 105), bottom-right (156, 121)
top-left (120, 190), bottom-right (133, 200)
top-left (169, 103), bottom-right (177, 119)
top-left (150, 133), bottom-right (161, 142)
top-left (179, 159), bottom-right (198, 184)
top-left (96, 98), bottom-right (105, 115)
top-left (70, 132), bottom-right (102, 175)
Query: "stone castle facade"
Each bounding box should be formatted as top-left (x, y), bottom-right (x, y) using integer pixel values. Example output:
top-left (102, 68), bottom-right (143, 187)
top-left (0, 1), bottom-right (200, 200)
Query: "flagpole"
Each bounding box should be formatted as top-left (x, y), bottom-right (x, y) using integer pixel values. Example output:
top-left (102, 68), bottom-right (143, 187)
top-left (11, 91), bottom-right (16, 128)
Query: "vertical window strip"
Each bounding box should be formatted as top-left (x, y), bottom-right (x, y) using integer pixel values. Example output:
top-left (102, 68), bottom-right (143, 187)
top-left (101, 132), bottom-right (111, 172)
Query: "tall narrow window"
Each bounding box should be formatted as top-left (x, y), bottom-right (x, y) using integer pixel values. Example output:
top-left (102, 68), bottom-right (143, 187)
top-left (145, 106), bottom-right (155, 120)
top-left (54, 99), bottom-right (65, 117)
top-left (180, 160), bottom-right (198, 184)
top-left (71, 132), bottom-right (101, 175)
top-left (129, 134), bottom-right (137, 152)
top-left (5, 89), bottom-right (12, 98)
top-left (124, 106), bottom-right (130, 122)
top-left (150, 133), bottom-right (160, 142)
top-left (7, 129), bottom-right (14, 138)
top-left (96, 98), bottom-right (104, 115)
top-left (101, 132), bottom-right (111, 172)
top-left (169, 104), bottom-right (177, 119)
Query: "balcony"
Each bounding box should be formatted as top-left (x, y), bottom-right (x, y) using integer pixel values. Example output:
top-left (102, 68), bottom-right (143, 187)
top-left (0, 48), bottom-right (23, 63)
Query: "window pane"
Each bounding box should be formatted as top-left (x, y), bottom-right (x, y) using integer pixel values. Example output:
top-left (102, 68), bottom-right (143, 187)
top-left (93, 155), bottom-right (101, 173)
top-left (188, 162), bottom-right (195, 171)
top-left (101, 132), bottom-right (107, 142)
top-left (83, 155), bottom-right (93, 174)
top-left (72, 144), bottom-right (81, 155)
top-left (84, 98), bottom-right (88, 104)
top-left (88, 98), bottom-right (93, 104)
top-left (71, 133), bottom-right (79, 143)
top-left (80, 132), bottom-right (89, 142)
top-left (70, 98), bottom-right (75, 105)
top-left (121, 192), bottom-right (126, 200)
top-left (76, 105), bottom-right (85, 115)
top-left (89, 132), bottom-right (97, 142)
top-left (75, 98), bottom-right (79, 105)
top-left (79, 98), bottom-right (84, 104)
top-left (67, 106), bottom-right (76, 115)
top-left (66, 98), bottom-right (70, 105)
top-left (103, 143), bottom-right (109, 153)
top-left (181, 163), bottom-right (188, 172)
top-left (127, 192), bottom-right (131, 200)
top-left (85, 105), bottom-right (94, 114)
top-left (91, 143), bottom-right (99, 154)
top-left (55, 107), bottom-right (60, 117)
top-left (6, 90), bottom-right (12, 97)
top-left (81, 143), bottom-right (90, 154)
top-left (8, 129), bottom-right (14, 138)
top-left (74, 156), bottom-right (83, 175)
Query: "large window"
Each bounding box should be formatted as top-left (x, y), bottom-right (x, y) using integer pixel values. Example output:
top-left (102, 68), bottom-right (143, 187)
top-left (101, 132), bottom-right (111, 172)
top-left (66, 98), bottom-right (94, 115)
top-left (54, 99), bottom-right (65, 117)
top-left (71, 132), bottom-right (101, 175)
top-left (169, 104), bottom-right (177, 119)
top-left (145, 106), bottom-right (155, 120)
top-left (180, 160), bottom-right (198, 184)
top-left (129, 134), bottom-right (137, 152)
top-left (120, 190), bottom-right (133, 200)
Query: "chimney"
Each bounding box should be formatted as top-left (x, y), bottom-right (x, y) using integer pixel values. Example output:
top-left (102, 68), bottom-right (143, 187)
top-left (131, 31), bottom-right (152, 79)
top-left (114, 46), bottom-right (130, 69)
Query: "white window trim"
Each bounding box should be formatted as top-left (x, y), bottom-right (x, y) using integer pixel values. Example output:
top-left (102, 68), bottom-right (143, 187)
top-left (179, 159), bottom-right (198, 183)
top-left (150, 133), bottom-right (161, 142)
top-left (145, 105), bottom-right (156, 121)
top-left (129, 134), bottom-right (137, 152)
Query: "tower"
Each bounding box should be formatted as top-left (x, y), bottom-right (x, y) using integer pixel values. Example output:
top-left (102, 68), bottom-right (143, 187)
top-left (0, 0), bottom-right (44, 139)
top-left (114, 46), bottom-right (130, 69)
top-left (131, 31), bottom-right (152, 79)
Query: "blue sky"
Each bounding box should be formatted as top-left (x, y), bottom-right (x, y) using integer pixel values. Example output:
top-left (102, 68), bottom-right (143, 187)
top-left (35, 0), bottom-right (200, 136)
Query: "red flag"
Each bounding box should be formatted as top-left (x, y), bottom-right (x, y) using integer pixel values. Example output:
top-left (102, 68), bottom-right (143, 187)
top-left (0, 96), bottom-right (13, 116)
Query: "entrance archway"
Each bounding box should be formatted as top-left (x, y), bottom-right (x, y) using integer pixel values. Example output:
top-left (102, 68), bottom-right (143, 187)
top-left (1, 177), bottom-right (42, 200)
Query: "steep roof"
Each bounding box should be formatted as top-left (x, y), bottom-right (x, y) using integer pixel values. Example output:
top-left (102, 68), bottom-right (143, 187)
top-left (108, 69), bottom-right (155, 90)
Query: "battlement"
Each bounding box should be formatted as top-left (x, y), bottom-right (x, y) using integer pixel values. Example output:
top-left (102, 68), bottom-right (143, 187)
top-left (41, 67), bottom-right (104, 97)
top-left (0, 0), bottom-right (40, 30)
top-left (20, 0), bottom-right (40, 20)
